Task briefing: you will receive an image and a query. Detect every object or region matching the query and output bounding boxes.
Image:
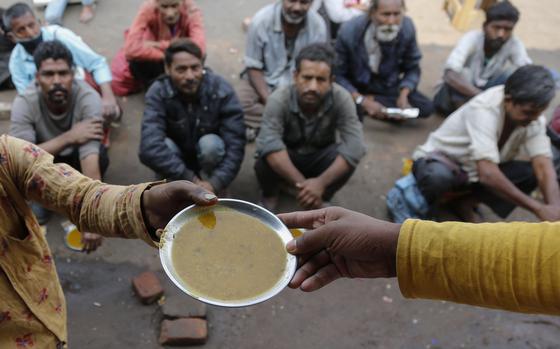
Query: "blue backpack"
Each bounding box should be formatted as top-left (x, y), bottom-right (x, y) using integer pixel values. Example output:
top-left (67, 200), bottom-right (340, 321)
top-left (386, 174), bottom-right (429, 223)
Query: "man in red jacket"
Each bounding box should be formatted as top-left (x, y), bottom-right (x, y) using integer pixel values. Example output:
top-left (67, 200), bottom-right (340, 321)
top-left (110, 0), bottom-right (205, 96)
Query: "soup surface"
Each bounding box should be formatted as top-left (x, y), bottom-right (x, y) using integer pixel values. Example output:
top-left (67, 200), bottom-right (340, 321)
top-left (171, 208), bottom-right (287, 302)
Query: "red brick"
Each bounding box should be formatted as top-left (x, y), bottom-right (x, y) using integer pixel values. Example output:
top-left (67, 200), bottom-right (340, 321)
top-left (132, 271), bottom-right (164, 305)
top-left (159, 318), bottom-right (208, 346)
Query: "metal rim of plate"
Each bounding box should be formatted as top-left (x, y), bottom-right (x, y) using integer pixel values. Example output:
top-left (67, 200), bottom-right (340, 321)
top-left (159, 199), bottom-right (297, 308)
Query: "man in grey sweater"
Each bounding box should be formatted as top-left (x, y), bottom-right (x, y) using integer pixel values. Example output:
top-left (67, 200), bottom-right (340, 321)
top-left (255, 43), bottom-right (366, 211)
top-left (9, 40), bottom-right (106, 251)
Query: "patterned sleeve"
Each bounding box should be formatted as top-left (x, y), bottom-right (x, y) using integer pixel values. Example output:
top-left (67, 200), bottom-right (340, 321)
top-left (2, 135), bottom-right (158, 247)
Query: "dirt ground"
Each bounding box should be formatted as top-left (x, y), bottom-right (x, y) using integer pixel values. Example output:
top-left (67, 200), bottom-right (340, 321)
top-left (0, 0), bottom-right (560, 348)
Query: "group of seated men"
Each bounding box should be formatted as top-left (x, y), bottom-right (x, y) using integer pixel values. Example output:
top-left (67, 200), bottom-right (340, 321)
top-left (0, 0), bottom-right (559, 226)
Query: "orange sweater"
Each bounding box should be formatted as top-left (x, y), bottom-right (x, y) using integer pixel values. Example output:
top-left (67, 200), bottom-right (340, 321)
top-left (124, 0), bottom-right (206, 61)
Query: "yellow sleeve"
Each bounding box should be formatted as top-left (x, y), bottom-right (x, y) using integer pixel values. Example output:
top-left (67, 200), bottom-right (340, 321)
top-left (397, 219), bottom-right (560, 315)
top-left (3, 135), bottom-right (159, 248)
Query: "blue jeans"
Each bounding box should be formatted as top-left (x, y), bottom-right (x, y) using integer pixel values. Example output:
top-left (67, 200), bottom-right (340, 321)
top-left (45, 0), bottom-right (95, 25)
top-left (164, 134), bottom-right (226, 181)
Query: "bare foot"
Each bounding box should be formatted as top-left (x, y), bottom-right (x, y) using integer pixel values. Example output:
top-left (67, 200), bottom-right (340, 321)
top-left (242, 17), bottom-right (252, 32)
top-left (79, 5), bottom-right (95, 23)
top-left (260, 195), bottom-right (279, 212)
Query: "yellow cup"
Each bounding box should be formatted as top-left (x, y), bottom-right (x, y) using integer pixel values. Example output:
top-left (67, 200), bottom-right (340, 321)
top-left (61, 221), bottom-right (84, 251)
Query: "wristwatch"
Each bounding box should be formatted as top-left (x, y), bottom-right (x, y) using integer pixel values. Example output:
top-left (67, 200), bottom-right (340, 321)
top-left (355, 94), bottom-right (365, 105)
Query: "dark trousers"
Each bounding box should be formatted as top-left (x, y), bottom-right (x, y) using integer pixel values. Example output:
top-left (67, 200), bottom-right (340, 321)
top-left (413, 156), bottom-right (537, 218)
top-left (55, 144), bottom-right (110, 177)
top-left (360, 81), bottom-right (434, 119)
top-left (254, 144), bottom-right (354, 200)
top-left (129, 60), bottom-right (165, 87)
top-left (433, 73), bottom-right (510, 117)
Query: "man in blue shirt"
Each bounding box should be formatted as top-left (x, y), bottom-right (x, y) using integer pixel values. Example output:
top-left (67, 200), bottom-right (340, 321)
top-left (3, 2), bottom-right (119, 121)
top-left (335, 0), bottom-right (433, 121)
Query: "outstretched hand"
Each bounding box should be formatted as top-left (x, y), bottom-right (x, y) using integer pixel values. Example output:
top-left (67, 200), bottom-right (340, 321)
top-left (141, 181), bottom-right (218, 232)
top-left (82, 232), bottom-right (103, 254)
top-left (278, 207), bottom-right (401, 292)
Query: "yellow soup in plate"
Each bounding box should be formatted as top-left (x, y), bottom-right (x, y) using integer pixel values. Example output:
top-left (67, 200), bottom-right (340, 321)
top-left (171, 209), bottom-right (287, 302)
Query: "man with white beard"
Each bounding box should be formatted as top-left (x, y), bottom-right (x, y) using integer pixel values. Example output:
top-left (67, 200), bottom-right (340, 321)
top-left (237, 0), bottom-right (327, 141)
top-left (335, 0), bottom-right (434, 121)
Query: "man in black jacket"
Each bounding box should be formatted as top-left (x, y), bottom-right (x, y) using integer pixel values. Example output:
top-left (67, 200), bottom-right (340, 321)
top-left (139, 39), bottom-right (246, 194)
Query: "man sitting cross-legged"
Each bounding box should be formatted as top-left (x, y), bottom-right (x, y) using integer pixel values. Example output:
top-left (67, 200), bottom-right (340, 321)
top-left (255, 43), bottom-right (366, 211)
top-left (9, 40), bottom-right (106, 252)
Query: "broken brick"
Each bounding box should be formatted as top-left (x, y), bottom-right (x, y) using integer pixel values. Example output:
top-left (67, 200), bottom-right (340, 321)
top-left (159, 318), bottom-right (208, 346)
top-left (132, 271), bottom-right (164, 305)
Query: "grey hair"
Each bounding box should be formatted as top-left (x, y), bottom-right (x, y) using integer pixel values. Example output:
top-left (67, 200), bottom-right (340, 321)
top-left (3, 2), bottom-right (35, 32)
top-left (369, 0), bottom-right (406, 13)
top-left (505, 65), bottom-right (556, 108)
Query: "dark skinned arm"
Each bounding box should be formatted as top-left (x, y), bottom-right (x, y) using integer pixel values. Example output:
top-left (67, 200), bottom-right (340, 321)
top-left (298, 155), bottom-right (352, 209)
top-left (477, 160), bottom-right (558, 221)
top-left (38, 119), bottom-right (104, 156)
top-left (81, 154), bottom-right (101, 181)
top-left (247, 68), bottom-right (270, 104)
top-left (318, 155), bottom-right (352, 188)
top-left (532, 155), bottom-right (560, 206)
top-left (38, 133), bottom-right (73, 156)
top-left (443, 69), bottom-right (482, 98)
top-left (266, 150), bottom-right (306, 187)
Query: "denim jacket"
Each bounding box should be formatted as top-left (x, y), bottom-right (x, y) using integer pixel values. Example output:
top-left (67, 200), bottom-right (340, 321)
top-left (334, 15), bottom-right (422, 94)
top-left (139, 69), bottom-right (246, 191)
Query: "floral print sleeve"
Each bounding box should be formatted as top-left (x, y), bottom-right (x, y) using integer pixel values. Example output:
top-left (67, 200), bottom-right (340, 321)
top-left (0, 135), bottom-right (159, 348)
top-left (6, 135), bottom-right (158, 246)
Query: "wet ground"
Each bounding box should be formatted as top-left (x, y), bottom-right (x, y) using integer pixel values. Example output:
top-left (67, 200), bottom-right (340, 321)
top-left (0, 0), bottom-right (559, 348)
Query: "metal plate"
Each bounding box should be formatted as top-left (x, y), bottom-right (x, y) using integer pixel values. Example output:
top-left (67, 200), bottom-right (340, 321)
top-left (159, 199), bottom-right (297, 308)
